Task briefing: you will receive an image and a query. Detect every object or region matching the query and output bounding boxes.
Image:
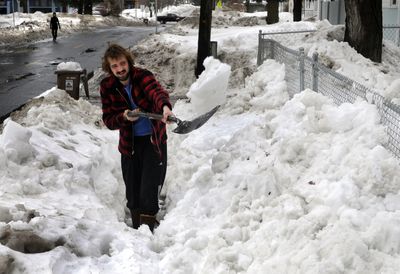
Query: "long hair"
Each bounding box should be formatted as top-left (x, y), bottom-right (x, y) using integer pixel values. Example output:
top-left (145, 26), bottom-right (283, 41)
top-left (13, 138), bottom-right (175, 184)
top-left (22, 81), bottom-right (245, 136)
top-left (102, 44), bottom-right (135, 74)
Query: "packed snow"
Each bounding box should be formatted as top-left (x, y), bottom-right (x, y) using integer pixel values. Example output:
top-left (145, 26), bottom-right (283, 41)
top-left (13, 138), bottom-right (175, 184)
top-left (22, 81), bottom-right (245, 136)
top-left (56, 61), bottom-right (83, 71)
top-left (1, 4), bottom-right (400, 274)
top-left (187, 57), bottom-right (230, 114)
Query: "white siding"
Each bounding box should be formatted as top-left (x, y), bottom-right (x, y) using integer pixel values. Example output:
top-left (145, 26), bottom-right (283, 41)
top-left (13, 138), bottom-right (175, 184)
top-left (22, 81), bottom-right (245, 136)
top-left (383, 0), bottom-right (398, 8)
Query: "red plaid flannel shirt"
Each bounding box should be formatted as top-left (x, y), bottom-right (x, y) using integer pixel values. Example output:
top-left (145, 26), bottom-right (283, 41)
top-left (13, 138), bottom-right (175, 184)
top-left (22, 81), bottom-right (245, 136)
top-left (100, 67), bottom-right (172, 157)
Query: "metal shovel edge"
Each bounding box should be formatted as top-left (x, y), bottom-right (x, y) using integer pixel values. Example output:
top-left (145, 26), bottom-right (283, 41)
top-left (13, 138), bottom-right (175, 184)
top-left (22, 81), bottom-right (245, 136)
top-left (127, 105), bottom-right (220, 134)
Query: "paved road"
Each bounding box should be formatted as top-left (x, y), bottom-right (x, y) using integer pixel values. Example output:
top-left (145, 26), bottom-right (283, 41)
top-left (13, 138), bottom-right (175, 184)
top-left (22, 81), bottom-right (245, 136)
top-left (0, 26), bottom-right (155, 121)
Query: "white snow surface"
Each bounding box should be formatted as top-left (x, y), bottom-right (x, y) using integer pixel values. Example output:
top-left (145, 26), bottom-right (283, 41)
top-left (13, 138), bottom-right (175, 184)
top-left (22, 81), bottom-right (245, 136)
top-left (56, 61), bottom-right (83, 71)
top-left (1, 4), bottom-right (400, 274)
top-left (187, 57), bottom-right (230, 114)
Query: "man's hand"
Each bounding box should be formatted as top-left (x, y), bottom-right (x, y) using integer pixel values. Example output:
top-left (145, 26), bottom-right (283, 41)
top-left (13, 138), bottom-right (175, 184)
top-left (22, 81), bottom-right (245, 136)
top-left (162, 105), bottom-right (174, 124)
top-left (124, 109), bottom-right (139, 122)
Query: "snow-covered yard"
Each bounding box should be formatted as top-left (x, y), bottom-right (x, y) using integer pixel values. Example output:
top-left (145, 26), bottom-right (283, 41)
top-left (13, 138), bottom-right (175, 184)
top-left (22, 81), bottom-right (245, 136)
top-left (0, 11), bottom-right (150, 47)
top-left (1, 5), bottom-right (400, 273)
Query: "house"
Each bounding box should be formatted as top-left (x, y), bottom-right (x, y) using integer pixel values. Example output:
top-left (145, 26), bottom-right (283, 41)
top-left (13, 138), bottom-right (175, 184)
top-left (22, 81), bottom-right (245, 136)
top-left (25, 0), bottom-right (65, 13)
top-left (0, 0), bottom-right (64, 14)
top-left (383, 0), bottom-right (400, 25)
top-left (299, 0), bottom-right (399, 26)
top-left (0, 0), bottom-right (18, 14)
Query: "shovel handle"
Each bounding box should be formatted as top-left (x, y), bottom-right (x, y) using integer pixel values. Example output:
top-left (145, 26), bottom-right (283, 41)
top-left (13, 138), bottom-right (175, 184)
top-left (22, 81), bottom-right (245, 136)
top-left (127, 111), bottom-right (180, 124)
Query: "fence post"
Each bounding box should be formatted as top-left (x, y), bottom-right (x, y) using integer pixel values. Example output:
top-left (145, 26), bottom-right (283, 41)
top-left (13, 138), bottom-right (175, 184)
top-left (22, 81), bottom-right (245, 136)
top-left (398, 27), bottom-right (400, 47)
top-left (270, 39), bottom-right (275, 59)
top-left (312, 52), bottom-right (319, 93)
top-left (299, 47), bottom-right (305, 92)
top-left (257, 30), bottom-right (262, 66)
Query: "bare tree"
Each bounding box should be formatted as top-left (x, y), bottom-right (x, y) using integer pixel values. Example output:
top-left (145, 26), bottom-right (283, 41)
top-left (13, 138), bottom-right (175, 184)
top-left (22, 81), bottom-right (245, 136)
top-left (266, 0), bottom-right (279, 24)
top-left (106, 0), bottom-right (122, 16)
top-left (84, 0), bottom-right (93, 14)
top-left (344, 0), bottom-right (382, 62)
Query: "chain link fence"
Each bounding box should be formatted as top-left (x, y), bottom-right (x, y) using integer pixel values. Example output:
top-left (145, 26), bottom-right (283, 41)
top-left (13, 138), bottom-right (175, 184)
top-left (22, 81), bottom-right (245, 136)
top-left (383, 25), bottom-right (400, 46)
top-left (258, 30), bottom-right (400, 160)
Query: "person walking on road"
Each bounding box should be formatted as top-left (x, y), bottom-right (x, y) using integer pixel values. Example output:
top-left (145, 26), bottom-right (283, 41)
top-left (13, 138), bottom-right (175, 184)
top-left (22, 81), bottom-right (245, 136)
top-left (50, 12), bottom-right (61, 41)
top-left (100, 44), bottom-right (174, 232)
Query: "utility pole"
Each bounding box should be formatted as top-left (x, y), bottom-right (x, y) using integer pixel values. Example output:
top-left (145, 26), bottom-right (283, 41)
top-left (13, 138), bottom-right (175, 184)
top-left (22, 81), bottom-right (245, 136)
top-left (155, 0), bottom-right (158, 33)
top-left (293, 0), bottom-right (302, 22)
top-left (12, 0), bottom-right (15, 27)
top-left (195, 0), bottom-right (212, 77)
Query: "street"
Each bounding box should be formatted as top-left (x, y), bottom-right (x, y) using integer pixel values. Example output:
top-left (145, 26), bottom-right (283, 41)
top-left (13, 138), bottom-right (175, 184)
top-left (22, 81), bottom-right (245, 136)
top-left (0, 26), bottom-right (154, 121)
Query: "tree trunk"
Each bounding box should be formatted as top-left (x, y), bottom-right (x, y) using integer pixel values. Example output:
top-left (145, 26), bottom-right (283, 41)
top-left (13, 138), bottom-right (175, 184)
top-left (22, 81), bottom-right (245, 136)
top-left (344, 0), bottom-right (382, 62)
top-left (77, 0), bottom-right (84, 14)
top-left (245, 0), bottom-right (250, 12)
top-left (293, 0), bottom-right (302, 22)
top-left (84, 0), bottom-right (93, 14)
top-left (195, 0), bottom-right (212, 77)
top-left (108, 0), bottom-right (122, 16)
top-left (266, 0), bottom-right (279, 24)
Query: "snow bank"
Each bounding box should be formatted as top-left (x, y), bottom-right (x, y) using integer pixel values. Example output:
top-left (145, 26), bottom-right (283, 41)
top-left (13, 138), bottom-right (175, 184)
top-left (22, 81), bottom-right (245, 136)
top-left (0, 120), bottom-right (33, 164)
top-left (0, 5), bottom-right (400, 273)
top-left (187, 57), bottom-right (231, 114)
top-left (56, 61), bottom-right (83, 71)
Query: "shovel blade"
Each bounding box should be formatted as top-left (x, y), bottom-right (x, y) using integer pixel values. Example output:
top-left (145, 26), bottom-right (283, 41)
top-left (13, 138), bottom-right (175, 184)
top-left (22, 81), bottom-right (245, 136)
top-left (172, 105), bottom-right (220, 134)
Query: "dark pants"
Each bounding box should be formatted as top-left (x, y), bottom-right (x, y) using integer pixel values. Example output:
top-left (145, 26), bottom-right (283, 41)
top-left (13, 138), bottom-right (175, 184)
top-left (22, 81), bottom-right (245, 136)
top-left (51, 28), bottom-right (58, 40)
top-left (121, 136), bottom-right (167, 216)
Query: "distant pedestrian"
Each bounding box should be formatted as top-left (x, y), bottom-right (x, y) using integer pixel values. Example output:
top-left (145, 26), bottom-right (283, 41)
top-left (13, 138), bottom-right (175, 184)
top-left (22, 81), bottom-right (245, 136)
top-left (50, 12), bottom-right (61, 41)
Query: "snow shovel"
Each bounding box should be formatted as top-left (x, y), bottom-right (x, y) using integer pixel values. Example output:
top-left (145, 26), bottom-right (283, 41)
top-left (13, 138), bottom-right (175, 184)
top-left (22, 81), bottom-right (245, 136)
top-left (127, 105), bottom-right (220, 134)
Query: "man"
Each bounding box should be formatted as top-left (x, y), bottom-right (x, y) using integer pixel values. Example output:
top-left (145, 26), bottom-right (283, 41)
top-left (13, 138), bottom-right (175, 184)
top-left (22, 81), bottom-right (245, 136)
top-left (100, 44), bottom-right (173, 232)
top-left (50, 12), bottom-right (61, 41)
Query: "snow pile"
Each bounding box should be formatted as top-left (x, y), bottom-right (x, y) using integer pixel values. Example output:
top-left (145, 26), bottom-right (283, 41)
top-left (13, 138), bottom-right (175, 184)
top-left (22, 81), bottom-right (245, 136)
top-left (133, 13), bottom-right (400, 103)
top-left (157, 4), bottom-right (198, 17)
top-left (187, 57), bottom-right (230, 114)
top-left (1, 52), bottom-right (400, 272)
top-left (56, 61), bottom-right (83, 71)
top-left (0, 5), bottom-right (400, 273)
top-left (159, 59), bottom-right (400, 273)
top-left (382, 78), bottom-right (400, 105)
top-left (0, 120), bottom-right (33, 164)
top-left (0, 12), bottom-right (146, 47)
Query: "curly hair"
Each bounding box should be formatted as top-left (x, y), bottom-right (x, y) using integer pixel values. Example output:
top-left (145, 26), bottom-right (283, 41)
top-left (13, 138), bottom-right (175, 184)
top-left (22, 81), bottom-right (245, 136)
top-left (102, 44), bottom-right (135, 74)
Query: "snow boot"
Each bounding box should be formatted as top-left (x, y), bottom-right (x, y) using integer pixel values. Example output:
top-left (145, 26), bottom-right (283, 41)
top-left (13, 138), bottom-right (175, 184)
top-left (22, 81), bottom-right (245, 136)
top-left (140, 214), bottom-right (159, 232)
top-left (130, 209), bottom-right (140, 229)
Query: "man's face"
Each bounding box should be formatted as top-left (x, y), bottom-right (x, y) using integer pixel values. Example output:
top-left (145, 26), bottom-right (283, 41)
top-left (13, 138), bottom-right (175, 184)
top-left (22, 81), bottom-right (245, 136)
top-left (108, 55), bottom-right (130, 82)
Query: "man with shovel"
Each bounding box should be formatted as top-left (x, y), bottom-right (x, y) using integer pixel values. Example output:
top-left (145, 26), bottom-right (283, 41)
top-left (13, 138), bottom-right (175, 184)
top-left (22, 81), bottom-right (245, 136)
top-left (100, 44), bottom-right (174, 232)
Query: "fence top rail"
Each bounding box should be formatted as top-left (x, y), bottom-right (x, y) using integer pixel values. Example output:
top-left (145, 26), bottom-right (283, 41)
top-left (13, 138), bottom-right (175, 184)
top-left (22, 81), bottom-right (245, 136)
top-left (260, 29), bottom-right (316, 36)
top-left (383, 25), bottom-right (400, 28)
top-left (261, 37), bottom-right (301, 57)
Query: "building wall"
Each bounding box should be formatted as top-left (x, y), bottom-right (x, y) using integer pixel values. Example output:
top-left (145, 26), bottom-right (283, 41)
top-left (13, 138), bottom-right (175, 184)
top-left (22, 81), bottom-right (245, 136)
top-left (0, 0), bottom-right (63, 14)
top-left (318, 0), bottom-right (399, 26)
top-left (383, 0), bottom-right (399, 24)
top-left (0, 0), bottom-right (8, 14)
top-left (383, 8), bottom-right (399, 25)
top-left (383, 0), bottom-right (398, 8)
